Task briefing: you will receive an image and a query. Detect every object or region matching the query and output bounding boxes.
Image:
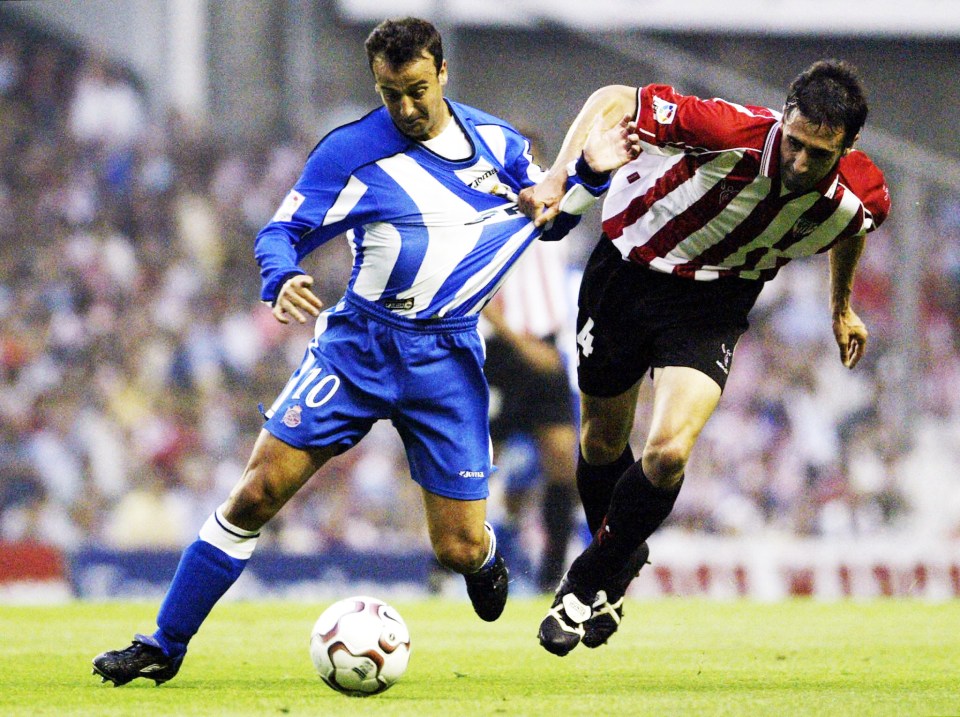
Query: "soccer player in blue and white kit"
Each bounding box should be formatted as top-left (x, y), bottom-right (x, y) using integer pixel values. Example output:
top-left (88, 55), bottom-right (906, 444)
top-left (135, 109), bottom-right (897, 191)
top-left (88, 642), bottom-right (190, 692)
top-left (92, 17), bottom-right (641, 686)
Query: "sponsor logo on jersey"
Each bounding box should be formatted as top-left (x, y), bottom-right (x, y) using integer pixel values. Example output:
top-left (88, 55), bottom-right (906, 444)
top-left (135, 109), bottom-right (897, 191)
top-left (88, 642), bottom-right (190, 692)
top-left (455, 159), bottom-right (510, 197)
top-left (652, 96), bottom-right (678, 125)
top-left (464, 203), bottom-right (523, 226)
top-left (458, 470), bottom-right (485, 478)
top-left (282, 404), bottom-right (302, 428)
top-left (469, 167), bottom-right (499, 188)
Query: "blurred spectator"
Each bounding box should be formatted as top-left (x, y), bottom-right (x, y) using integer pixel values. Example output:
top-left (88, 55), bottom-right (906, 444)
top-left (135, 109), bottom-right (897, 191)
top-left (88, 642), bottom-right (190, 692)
top-left (101, 467), bottom-right (192, 549)
top-left (68, 53), bottom-right (144, 150)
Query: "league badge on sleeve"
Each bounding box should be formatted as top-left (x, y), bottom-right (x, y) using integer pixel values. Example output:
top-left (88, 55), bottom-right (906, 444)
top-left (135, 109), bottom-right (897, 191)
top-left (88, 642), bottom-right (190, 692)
top-left (652, 96), bottom-right (678, 125)
top-left (272, 189), bottom-right (306, 223)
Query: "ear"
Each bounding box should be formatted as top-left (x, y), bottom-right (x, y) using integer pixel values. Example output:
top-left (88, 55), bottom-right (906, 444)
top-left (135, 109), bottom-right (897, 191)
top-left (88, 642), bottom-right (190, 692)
top-left (843, 132), bottom-right (861, 155)
top-left (438, 59), bottom-right (448, 87)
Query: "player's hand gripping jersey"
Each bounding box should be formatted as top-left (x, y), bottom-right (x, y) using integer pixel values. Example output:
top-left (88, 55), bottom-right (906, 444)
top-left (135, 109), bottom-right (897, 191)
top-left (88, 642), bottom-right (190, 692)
top-left (602, 84), bottom-right (891, 281)
top-left (256, 102), bottom-right (607, 318)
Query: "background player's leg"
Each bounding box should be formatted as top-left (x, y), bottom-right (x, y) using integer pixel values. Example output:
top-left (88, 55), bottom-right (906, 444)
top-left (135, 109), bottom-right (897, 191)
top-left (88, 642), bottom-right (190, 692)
top-left (535, 422), bottom-right (578, 592)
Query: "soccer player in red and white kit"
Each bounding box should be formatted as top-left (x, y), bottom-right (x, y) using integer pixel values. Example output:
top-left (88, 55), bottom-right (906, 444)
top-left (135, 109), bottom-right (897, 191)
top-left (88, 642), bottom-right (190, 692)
top-left (519, 59), bottom-right (891, 656)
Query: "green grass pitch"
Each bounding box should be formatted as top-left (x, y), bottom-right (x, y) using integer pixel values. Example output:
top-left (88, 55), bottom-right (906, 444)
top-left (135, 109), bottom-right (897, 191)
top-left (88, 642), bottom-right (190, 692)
top-left (2, 597), bottom-right (958, 716)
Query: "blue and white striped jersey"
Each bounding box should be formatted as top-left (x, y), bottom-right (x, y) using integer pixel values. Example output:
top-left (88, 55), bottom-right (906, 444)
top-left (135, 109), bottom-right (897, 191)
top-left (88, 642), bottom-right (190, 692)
top-left (255, 101), bottom-right (604, 319)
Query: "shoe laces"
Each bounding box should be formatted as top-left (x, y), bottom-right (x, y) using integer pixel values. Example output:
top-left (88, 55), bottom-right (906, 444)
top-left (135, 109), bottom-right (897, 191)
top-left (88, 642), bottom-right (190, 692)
top-left (590, 590), bottom-right (624, 624)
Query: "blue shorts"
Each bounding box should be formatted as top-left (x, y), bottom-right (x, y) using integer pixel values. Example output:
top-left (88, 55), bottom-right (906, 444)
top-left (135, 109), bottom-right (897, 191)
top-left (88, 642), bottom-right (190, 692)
top-left (264, 292), bottom-right (492, 501)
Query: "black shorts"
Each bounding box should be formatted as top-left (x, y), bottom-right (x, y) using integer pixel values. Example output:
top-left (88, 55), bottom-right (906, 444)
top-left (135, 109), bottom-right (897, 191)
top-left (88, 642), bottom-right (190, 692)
top-left (576, 237), bottom-right (765, 396)
top-left (484, 335), bottom-right (574, 442)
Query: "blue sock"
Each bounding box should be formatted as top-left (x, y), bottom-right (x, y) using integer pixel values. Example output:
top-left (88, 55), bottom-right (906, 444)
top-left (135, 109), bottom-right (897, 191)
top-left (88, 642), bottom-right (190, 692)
top-left (153, 507), bottom-right (259, 658)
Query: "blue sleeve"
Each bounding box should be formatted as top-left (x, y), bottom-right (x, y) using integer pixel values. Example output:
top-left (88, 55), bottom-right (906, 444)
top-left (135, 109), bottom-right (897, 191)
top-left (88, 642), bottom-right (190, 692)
top-left (566, 155), bottom-right (612, 197)
top-left (253, 134), bottom-right (380, 303)
top-left (539, 212), bottom-right (582, 242)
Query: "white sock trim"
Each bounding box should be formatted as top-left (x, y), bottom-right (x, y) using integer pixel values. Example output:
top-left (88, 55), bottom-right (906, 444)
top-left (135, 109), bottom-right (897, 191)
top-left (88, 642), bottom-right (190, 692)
top-left (198, 506), bottom-right (260, 560)
top-left (481, 521), bottom-right (497, 570)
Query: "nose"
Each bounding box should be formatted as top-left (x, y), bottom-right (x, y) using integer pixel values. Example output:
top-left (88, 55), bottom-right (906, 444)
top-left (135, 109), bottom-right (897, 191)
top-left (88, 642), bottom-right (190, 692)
top-left (398, 96), bottom-right (416, 118)
top-left (792, 150), bottom-right (810, 175)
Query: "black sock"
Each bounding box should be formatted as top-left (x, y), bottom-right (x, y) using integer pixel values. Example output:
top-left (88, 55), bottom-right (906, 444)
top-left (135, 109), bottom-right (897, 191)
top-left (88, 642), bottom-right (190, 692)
top-left (570, 462), bottom-right (682, 592)
top-left (538, 482), bottom-right (575, 591)
top-left (576, 445), bottom-right (635, 535)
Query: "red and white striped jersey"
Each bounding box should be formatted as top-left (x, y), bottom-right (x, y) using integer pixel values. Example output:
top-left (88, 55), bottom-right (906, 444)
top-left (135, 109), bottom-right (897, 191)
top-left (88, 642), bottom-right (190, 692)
top-left (601, 84), bottom-right (891, 281)
top-left (487, 238), bottom-right (570, 339)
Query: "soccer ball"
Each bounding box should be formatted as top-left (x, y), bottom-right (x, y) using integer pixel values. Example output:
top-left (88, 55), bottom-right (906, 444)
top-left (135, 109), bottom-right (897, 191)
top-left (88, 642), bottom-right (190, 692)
top-left (309, 595), bottom-right (411, 696)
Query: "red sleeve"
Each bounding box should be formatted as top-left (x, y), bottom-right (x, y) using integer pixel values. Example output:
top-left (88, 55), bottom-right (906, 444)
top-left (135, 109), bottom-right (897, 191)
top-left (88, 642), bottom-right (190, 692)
top-left (838, 150), bottom-right (891, 230)
top-left (637, 84), bottom-right (775, 153)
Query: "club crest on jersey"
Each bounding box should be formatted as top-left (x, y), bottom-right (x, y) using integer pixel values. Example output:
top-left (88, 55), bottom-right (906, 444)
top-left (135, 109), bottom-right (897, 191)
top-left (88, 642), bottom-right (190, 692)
top-left (718, 180), bottom-right (738, 204)
top-left (282, 404), bottom-right (302, 428)
top-left (652, 96), bottom-right (678, 125)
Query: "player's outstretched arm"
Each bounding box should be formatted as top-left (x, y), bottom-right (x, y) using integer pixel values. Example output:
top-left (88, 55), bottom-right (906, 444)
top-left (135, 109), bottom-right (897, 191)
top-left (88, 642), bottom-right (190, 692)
top-left (272, 273), bottom-right (323, 324)
top-left (519, 85), bottom-right (638, 227)
top-left (829, 236), bottom-right (867, 368)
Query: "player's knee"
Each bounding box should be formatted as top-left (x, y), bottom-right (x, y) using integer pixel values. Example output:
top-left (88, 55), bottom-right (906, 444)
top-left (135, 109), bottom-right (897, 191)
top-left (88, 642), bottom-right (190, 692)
top-left (642, 439), bottom-right (689, 489)
top-left (581, 434), bottom-right (629, 467)
top-left (224, 477), bottom-right (286, 529)
top-left (433, 536), bottom-right (486, 575)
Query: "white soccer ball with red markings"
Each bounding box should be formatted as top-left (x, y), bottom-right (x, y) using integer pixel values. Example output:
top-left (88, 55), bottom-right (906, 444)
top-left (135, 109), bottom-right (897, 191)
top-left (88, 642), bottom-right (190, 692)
top-left (309, 595), bottom-right (411, 696)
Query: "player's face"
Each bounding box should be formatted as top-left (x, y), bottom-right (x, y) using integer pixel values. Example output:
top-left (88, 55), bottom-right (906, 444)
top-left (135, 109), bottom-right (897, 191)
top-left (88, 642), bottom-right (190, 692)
top-left (373, 52), bottom-right (450, 141)
top-left (779, 108), bottom-right (850, 194)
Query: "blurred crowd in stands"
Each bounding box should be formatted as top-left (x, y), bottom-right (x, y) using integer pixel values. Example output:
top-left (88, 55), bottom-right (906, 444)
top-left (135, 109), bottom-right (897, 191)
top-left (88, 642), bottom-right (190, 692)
top-left (1, 22), bottom-right (959, 568)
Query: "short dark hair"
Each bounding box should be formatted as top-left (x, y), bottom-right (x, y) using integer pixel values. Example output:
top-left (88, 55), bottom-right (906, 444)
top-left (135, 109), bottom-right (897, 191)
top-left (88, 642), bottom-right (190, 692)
top-left (784, 59), bottom-right (868, 148)
top-left (364, 17), bottom-right (443, 75)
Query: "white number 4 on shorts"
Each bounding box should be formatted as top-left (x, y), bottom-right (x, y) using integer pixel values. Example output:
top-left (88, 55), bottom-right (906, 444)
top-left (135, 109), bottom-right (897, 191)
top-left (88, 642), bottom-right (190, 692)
top-left (576, 318), bottom-right (595, 358)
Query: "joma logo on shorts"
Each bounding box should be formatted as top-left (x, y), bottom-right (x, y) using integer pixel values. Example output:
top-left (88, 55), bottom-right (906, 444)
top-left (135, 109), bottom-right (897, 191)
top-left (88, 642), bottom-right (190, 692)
top-left (458, 470), bottom-right (485, 478)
